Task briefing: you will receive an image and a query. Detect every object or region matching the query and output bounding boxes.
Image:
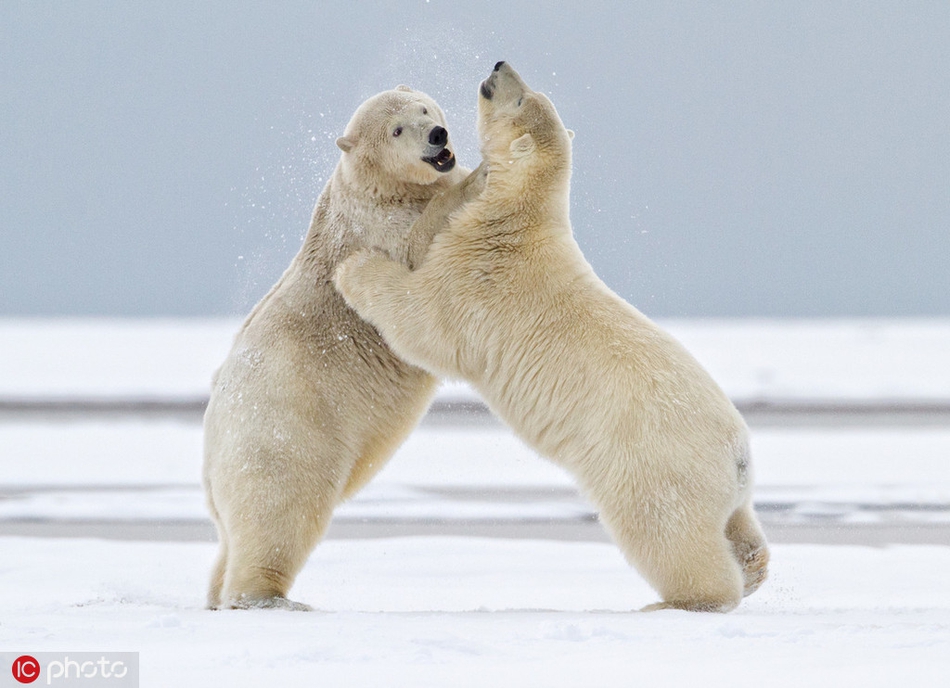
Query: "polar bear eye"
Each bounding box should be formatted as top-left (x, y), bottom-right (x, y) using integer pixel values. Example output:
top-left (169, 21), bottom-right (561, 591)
top-left (422, 107), bottom-right (428, 115)
top-left (393, 126), bottom-right (403, 137)
top-left (517, 97), bottom-right (523, 107)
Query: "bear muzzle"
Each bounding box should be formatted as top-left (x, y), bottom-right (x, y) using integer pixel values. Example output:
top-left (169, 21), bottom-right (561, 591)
top-left (480, 76), bottom-right (496, 100)
top-left (421, 125), bottom-right (455, 172)
top-left (479, 62), bottom-right (506, 100)
top-left (479, 61), bottom-right (514, 102)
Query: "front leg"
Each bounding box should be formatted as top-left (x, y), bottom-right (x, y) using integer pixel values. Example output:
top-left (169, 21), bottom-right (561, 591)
top-left (406, 161), bottom-right (488, 269)
top-left (333, 249), bottom-right (406, 318)
top-left (333, 250), bottom-right (443, 374)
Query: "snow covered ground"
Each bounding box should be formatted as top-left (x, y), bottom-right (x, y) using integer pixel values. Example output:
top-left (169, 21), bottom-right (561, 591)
top-left (3, 537), bottom-right (949, 686)
top-left (1, 318), bottom-right (949, 686)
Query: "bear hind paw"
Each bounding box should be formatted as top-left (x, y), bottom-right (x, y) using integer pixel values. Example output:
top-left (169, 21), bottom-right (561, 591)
top-left (640, 597), bottom-right (739, 614)
top-left (224, 594), bottom-right (313, 612)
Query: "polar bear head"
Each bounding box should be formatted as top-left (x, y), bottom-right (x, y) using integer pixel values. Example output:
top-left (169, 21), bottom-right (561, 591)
top-left (477, 61), bottom-right (573, 186)
top-left (336, 86), bottom-right (458, 192)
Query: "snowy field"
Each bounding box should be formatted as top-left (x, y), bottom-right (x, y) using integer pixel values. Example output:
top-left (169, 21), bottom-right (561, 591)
top-left (1, 318), bottom-right (949, 686)
top-left (3, 537), bottom-right (949, 686)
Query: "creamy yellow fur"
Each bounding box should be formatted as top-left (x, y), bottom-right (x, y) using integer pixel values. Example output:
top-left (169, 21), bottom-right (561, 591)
top-left (335, 64), bottom-right (769, 612)
top-left (203, 87), bottom-right (467, 610)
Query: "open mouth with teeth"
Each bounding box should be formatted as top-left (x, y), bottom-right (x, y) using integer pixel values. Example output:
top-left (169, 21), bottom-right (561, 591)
top-left (423, 147), bottom-right (456, 172)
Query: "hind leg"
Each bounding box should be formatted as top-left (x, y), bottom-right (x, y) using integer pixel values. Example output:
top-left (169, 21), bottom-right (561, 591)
top-left (602, 508), bottom-right (745, 613)
top-left (222, 534), bottom-right (321, 611)
top-left (339, 374), bottom-right (438, 502)
top-left (726, 501), bottom-right (770, 597)
top-left (211, 447), bottom-right (344, 611)
top-left (219, 486), bottom-right (335, 611)
top-left (639, 530), bottom-right (746, 613)
top-left (222, 533), bottom-right (319, 611)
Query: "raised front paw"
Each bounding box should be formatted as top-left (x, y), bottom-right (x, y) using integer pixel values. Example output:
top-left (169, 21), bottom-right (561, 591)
top-left (334, 249), bottom-right (379, 307)
top-left (460, 160), bottom-right (489, 201)
top-left (333, 248), bottom-right (408, 316)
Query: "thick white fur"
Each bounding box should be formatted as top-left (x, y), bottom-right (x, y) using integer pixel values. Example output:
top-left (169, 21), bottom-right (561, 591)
top-left (203, 87), bottom-right (468, 610)
top-left (335, 63), bottom-right (769, 612)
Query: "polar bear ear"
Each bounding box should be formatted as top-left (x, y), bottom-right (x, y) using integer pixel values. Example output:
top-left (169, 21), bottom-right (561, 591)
top-left (336, 136), bottom-right (356, 153)
top-left (566, 129), bottom-right (575, 141)
top-left (508, 133), bottom-right (536, 158)
top-left (395, 85), bottom-right (413, 92)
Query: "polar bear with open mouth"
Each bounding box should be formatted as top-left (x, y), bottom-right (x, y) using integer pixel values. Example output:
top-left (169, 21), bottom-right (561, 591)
top-left (204, 85), bottom-right (468, 610)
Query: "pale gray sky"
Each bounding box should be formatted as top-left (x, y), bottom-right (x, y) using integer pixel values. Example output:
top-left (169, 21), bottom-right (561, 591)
top-left (2, 2), bottom-right (948, 317)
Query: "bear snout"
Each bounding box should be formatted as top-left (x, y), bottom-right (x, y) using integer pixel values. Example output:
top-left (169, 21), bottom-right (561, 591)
top-left (428, 126), bottom-right (448, 148)
top-left (480, 62), bottom-right (506, 100)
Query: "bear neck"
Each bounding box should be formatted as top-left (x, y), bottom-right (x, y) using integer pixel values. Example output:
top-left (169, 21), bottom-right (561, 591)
top-left (294, 167), bottom-right (446, 277)
top-left (480, 162), bottom-right (572, 230)
top-left (338, 156), bottom-right (447, 206)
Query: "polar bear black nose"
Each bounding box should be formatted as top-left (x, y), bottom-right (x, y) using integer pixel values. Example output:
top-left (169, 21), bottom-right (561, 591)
top-left (494, 61), bottom-right (506, 72)
top-left (428, 126), bottom-right (448, 147)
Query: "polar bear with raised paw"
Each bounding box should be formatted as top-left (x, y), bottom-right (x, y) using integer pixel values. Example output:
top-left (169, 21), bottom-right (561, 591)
top-left (334, 62), bottom-right (769, 612)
